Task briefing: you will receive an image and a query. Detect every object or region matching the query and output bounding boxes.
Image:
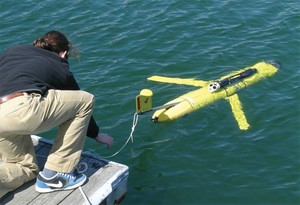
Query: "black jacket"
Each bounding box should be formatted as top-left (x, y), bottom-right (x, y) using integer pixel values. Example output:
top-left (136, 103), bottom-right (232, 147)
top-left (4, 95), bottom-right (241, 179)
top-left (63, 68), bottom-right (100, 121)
top-left (0, 45), bottom-right (99, 138)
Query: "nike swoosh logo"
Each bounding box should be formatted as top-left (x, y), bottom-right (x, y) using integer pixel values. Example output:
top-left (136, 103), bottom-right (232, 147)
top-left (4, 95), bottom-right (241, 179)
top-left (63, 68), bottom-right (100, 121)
top-left (46, 180), bottom-right (64, 188)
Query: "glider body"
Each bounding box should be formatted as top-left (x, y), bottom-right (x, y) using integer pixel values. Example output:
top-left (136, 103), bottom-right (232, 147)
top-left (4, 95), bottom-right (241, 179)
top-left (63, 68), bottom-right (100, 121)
top-left (147, 61), bottom-right (279, 130)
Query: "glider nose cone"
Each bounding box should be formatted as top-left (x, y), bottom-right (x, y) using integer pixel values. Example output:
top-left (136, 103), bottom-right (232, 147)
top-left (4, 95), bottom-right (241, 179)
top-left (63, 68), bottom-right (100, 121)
top-left (151, 113), bottom-right (171, 122)
top-left (151, 116), bottom-right (159, 122)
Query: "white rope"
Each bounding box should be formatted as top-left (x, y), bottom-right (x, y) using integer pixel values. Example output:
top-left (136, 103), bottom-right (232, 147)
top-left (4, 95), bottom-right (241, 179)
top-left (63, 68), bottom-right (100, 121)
top-left (79, 186), bottom-right (92, 205)
top-left (102, 112), bottom-right (139, 158)
top-left (130, 112), bottom-right (139, 143)
top-left (75, 112), bottom-right (139, 204)
top-left (76, 113), bottom-right (140, 203)
top-left (76, 162), bottom-right (88, 173)
top-left (37, 113), bottom-right (140, 204)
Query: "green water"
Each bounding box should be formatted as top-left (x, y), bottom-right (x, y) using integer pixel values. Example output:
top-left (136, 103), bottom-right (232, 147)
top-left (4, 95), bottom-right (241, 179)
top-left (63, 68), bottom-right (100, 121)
top-left (1, 1), bottom-right (299, 204)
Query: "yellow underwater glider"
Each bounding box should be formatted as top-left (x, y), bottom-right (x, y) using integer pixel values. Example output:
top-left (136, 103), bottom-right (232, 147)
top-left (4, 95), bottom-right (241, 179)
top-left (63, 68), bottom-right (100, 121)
top-left (136, 61), bottom-right (280, 130)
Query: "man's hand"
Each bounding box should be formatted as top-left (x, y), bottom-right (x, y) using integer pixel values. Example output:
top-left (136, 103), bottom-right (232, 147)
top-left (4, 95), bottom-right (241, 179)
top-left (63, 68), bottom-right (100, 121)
top-left (95, 133), bottom-right (113, 148)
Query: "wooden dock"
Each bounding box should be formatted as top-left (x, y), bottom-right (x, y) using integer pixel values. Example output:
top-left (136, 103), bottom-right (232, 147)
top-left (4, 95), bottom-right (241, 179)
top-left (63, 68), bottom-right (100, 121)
top-left (0, 135), bottom-right (129, 205)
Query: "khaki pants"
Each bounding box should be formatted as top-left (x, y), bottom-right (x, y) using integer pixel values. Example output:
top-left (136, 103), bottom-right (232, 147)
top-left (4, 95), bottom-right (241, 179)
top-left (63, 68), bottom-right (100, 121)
top-left (0, 89), bottom-right (95, 198)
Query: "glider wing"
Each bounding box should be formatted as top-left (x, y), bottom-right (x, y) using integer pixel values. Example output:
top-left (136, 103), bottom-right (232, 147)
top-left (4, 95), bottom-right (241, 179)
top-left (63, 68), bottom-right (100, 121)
top-left (147, 75), bottom-right (208, 87)
top-left (226, 94), bottom-right (250, 130)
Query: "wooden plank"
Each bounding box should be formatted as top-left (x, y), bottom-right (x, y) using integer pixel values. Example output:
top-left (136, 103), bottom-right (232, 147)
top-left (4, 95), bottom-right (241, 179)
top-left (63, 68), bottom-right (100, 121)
top-left (89, 163), bottom-right (128, 205)
top-left (0, 179), bottom-right (38, 205)
top-left (28, 189), bottom-right (74, 205)
top-left (1, 136), bottom-right (129, 205)
top-left (60, 163), bottom-right (128, 205)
